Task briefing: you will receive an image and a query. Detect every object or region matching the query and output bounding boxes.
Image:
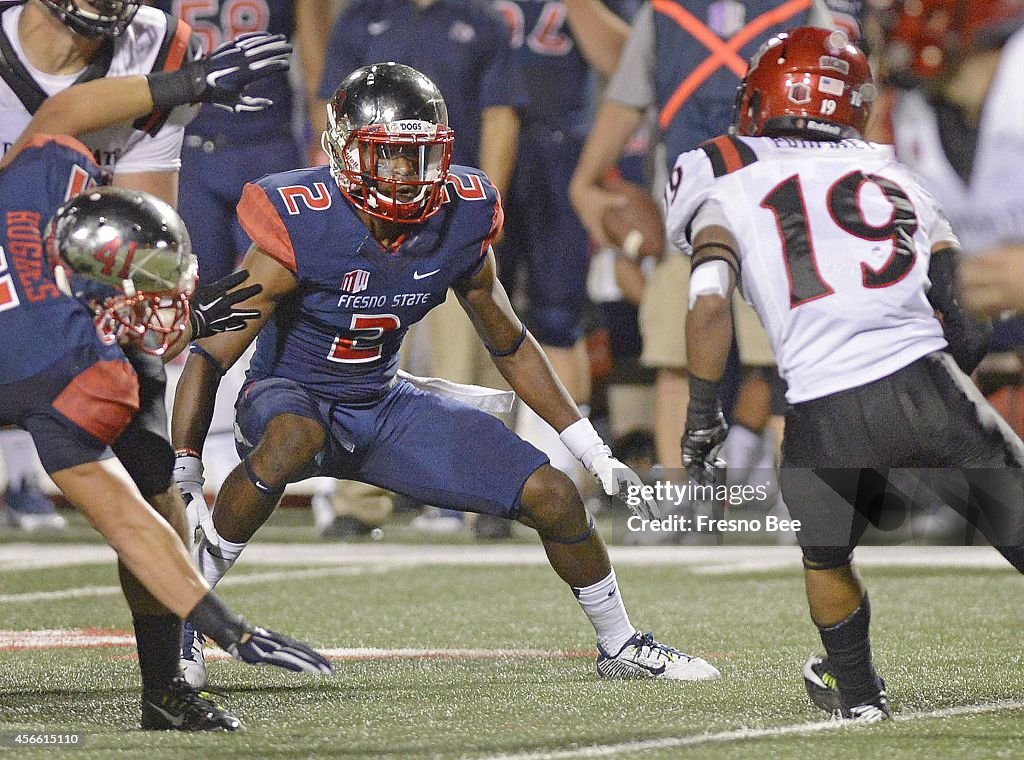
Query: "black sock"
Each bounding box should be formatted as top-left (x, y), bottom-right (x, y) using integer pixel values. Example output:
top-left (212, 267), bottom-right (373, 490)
top-left (133, 614), bottom-right (183, 693)
top-left (817, 594), bottom-right (883, 707)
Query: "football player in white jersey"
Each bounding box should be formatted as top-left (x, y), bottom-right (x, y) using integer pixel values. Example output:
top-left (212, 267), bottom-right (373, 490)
top-left (867, 0), bottom-right (1024, 318)
top-left (669, 26), bottom-right (1024, 722)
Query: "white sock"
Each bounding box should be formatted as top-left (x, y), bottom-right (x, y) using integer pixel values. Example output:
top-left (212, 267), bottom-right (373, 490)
top-left (195, 536), bottom-right (247, 589)
top-left (0, 430), bottom-right (43, 486)
top-left (573, 570), bottom-right (636, 654)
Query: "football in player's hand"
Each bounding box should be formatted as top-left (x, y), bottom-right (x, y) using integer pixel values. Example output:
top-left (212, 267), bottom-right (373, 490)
top-left (600, 177), bottom-right (665, 260)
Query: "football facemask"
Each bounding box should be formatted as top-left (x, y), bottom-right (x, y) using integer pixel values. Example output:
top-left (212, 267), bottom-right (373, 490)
top-left (323, 119), bottom-right (453, 224)
top-left (45, 187), bottom-right (198, 356)
top-left (40, 0), bottom-right (142, 39)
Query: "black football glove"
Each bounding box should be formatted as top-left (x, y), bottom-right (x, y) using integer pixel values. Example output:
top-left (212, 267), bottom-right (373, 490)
top-left (189, 269), bottom-right (262, 339)
top-left (147, 31), bottom-right (292, 113)
top-left (681, 409), bottom-right (728, 487)
top-left (228, 626), bottom-right (335, 676)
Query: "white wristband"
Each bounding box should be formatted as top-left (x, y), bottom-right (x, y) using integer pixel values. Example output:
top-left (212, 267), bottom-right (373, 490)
top-left (559, 418), bottom-right (608, 465)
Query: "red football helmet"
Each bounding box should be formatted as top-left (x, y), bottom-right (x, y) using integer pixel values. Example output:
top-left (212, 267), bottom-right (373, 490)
top-left (867, 0), bottom-right (1024, 83)
top-left (733, 27), bottom-right (876, 140)
top-left (322, 62), bottom-right (454, 225)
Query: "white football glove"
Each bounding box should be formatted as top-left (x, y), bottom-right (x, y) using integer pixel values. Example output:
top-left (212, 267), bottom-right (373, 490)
top-left (173, 454), bottom-right (220, 547)
top-left (559, 418), bottom-right (660, 520)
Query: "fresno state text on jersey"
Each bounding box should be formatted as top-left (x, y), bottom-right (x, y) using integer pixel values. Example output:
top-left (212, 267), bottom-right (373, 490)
top-left (236, 164), bottom-right (502, 402)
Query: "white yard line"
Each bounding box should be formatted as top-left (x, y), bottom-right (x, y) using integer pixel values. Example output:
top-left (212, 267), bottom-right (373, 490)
top-left (0, 565), bottom-right (386, 603)
top-left (473, 701), bottom-right (1024, 760)
top-left (0, 542), bottom-right (1012, 572)
top-left (0, 629), bottom-right (592, 659)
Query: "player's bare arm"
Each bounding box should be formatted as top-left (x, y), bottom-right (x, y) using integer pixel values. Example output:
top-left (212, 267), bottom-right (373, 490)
top-left (685, 224), bottom-right (739, 383)
top-left (453, 248), bottom-right (581, 434)
top-left (568, 100), bottom-right (642, 246)
top-left (681, 223), bottom-right (738, 486)
top-left (171, 245), bottom-right (295, 454)
top-left (564, 0), bottom-right (631, 78)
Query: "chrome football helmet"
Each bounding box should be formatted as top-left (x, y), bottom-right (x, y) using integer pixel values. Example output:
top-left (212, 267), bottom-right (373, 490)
top-left (322, 62), bottom-right (454, 224)
top-left (45, 187), bottom-right (197, 356)
top-left (733, 27), bottom-right (876, 140)
top-left (40, 0), bottom-right (142, 38)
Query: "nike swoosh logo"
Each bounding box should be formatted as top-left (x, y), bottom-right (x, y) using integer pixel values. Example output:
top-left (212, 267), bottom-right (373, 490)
top-left (413, 268), bottom-right (441, 280)
top-left (368, 20), bottom-right (390, 35)
top-left (146, 702), bottom-right (184, 727)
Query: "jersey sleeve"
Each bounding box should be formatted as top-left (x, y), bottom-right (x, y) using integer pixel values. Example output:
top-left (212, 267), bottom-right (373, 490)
top-left (663, 146), bottom-right (717, 254)
top-left (16, 135), bottom-right (104, 207)
top-left (237, 182), bottom-right (298, 273)
top-left (915, 184), bottom-right (960, 251)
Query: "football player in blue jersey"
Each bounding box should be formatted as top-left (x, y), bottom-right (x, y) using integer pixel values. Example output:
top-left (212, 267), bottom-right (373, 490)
top-left (171, 61), bottom-right (722, 688)
top-left (0, 45), bottom-right (335, 731)
top-left (0, 136), bottom-right (333, 730)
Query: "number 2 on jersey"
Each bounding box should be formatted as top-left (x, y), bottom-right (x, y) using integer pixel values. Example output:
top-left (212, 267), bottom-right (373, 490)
top-left (760, 170), bottom-right (919, 308)
top-left (329, 314), bottom-right (401, 363)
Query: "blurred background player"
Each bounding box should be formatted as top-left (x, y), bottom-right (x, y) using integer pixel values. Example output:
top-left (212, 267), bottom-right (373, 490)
top-left (675, 26), bottom-right (1021, 722)
top-left (0, 125), bottom-right (332, 729)
top-left (864, 0), bottom-right (1024, 539)
top-left (171, 62), bottom-right (719, 688)
top-left (866, 1), bottom-right (1024, 411)
top-left (569, 0), bottom-right (853, 522)
top-left (307, 0), bottom-right (528, 537)
top-left (482, 0), bottom-right (640, 538)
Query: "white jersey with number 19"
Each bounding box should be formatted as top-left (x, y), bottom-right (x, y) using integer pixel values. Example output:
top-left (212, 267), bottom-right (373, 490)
top-left (664, 135), bottom-right (957, 403)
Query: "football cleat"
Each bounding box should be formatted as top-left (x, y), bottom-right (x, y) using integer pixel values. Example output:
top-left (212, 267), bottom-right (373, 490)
top-left (802, 655), bottom-right (892, 721)
top-left (596, 631), bottom-right (721, 680)
top-left (141, 675), bottom-right (241, 731)
top-left (180, 620), bottom-right (208, 688)
top-left (802, 655), bottom-right (844, 715)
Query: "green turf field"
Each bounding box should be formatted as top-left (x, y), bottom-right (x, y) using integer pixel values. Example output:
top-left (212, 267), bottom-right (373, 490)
top-left (2, 511), bottom-right (1023, 759)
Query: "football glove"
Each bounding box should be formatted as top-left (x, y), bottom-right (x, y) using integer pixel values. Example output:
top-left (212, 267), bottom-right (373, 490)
top-left (681, 410), bottom-right (728, 487)
top-left (172, 453), bottom-right (219, 547)
top-left (228, 626), bottom-right (335, 676)
top-left (559, 418), bottom-right (660, 520)
top-left (147, 32), bottom-right (292, 113)
top-left (189, 270), bottom-right (262, 340)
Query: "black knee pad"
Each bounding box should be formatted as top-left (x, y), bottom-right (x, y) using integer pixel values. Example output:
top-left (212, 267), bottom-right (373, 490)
top-left (117, 432), bottom-right (174, 498)
top-left (537, 512), bottom-right (596, 545)
top-left (801, 546), bottom-right (853, 571)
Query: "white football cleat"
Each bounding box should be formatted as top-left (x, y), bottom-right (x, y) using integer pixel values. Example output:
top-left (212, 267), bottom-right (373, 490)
top-left (596, 631), bottom-right (721, 680)
top-left (180, 620), bottom-right (208, 688)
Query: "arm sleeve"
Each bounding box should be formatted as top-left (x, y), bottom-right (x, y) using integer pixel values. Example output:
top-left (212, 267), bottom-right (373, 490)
top-left (927, 246), bottom-right (991, 375)
top-left (604, 3), bottom-right (655, 110)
